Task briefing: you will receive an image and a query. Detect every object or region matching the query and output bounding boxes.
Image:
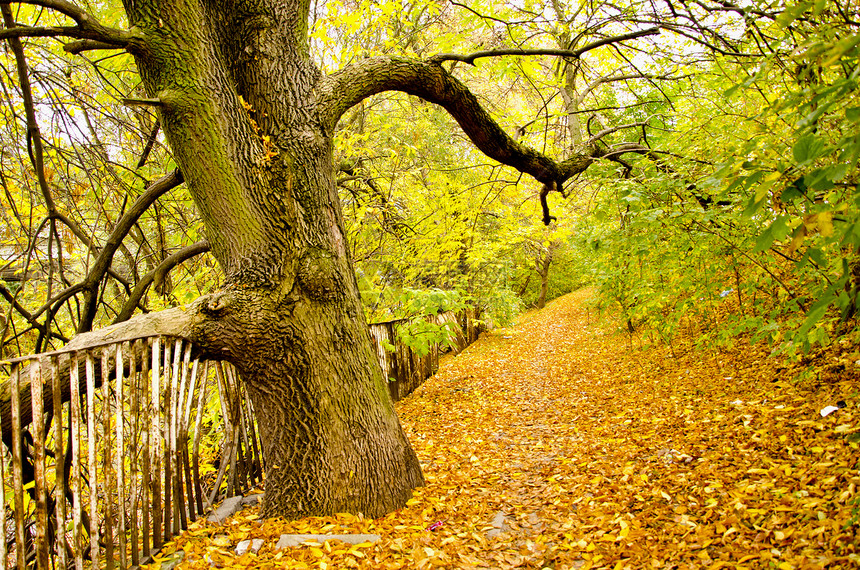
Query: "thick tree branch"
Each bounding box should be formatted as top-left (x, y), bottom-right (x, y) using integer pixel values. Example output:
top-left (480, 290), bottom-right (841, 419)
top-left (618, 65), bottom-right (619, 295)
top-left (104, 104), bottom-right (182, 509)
top-left (0, 0), bottom-right (136, 49)
top-left (428, 27), bottom-right (660, 65)
top-left (319, 57), bottom-right (605, 223)
top-left (78, 168), bottom-right (184, 332)
top-left (62, 39), bottom-right (121, 52)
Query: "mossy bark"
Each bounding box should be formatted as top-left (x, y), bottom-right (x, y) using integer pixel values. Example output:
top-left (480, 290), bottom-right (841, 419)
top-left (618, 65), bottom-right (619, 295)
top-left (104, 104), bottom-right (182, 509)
top-left (121, 0), bottom-right (424, 518)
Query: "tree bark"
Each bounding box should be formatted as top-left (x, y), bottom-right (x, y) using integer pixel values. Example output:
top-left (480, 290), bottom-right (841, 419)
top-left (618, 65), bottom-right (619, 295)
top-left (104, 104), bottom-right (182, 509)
top-left (536, 249), bottom-right (553, 310)
top-left (117, 0), bottom-right (426, 518)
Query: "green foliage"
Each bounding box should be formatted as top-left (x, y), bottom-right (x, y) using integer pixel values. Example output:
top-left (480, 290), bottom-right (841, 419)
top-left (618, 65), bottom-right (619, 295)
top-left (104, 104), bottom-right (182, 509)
top-left (375, 288), bottom-right (466, 357)
top-left (569, 0), bottom-right (859, 359)
top-left (398, 319), bottom-right (458, 358)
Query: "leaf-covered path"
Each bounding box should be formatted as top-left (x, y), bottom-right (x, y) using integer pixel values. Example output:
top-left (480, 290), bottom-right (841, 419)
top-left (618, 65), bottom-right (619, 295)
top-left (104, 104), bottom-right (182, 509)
top-left (166, 290), bottom-right (859, 569)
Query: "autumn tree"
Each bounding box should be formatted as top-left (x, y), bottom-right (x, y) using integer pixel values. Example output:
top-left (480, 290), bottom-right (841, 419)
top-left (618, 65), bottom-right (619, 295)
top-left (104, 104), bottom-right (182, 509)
top-left (0, 0), bottom-right (801, 519)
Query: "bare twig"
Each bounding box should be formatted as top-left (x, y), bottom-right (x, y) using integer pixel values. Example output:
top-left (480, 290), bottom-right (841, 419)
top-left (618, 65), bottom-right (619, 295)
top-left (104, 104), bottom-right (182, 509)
top-left (429, 27), bottom-right (660, 65)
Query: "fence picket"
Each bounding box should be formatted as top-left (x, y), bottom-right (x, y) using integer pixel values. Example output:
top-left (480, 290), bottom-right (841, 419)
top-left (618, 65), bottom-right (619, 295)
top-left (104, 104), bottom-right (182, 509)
top-left (0, 370), bottom-right (5, 567)
top-left (102, 349), bottom-right (115, 570)
top-left (50, 357), bottom-right (68, 570)
top-left (30, 360), bottom-right (49, 570)
top-left (169, 338), bottom-right (183, 534)
top-left (69, 353), bottom-right (83, 570)
top-left (181, 353), bottom-right (197, 521)
top-left (85, 352), bottom-right (100, 569)
top-left (141, 340), bottom-right (152, 558)
top-left (150, 338), bottom-right (162, 550)
top-left (192, 362), bottom-right (209, 514)
top-left (174, 341), bottom-right (188, 530)
top-left (10, 363), bottom-right (26, 570)
top-left (162, 340), bottom-right (173, 541)
top-left (129, 343), bottom-right (141, 566)
top-left (116, 342), bottom-right (128, 569)
top-left (209, 363), bottom-right (231, 506)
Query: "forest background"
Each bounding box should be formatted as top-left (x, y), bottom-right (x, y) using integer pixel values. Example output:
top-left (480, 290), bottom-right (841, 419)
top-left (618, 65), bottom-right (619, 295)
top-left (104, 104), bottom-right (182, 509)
top-left (2, 0), bottom-right (858, 365)
top-left (1, 0), bottom-right (859, 561)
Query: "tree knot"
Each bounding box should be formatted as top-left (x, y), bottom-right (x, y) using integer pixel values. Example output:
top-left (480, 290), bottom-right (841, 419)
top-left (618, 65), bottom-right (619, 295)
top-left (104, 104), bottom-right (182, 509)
top-left (297, 248), bottom-right (342, 301)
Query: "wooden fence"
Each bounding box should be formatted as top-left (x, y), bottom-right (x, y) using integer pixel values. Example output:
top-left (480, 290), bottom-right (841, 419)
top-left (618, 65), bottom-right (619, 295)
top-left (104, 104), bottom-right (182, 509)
top-left (370, 309), bottom-right (483, 401)
top-left (0, 309), bottom-right (483, 569)
top-left (0, 339), bottom-right (261, 570)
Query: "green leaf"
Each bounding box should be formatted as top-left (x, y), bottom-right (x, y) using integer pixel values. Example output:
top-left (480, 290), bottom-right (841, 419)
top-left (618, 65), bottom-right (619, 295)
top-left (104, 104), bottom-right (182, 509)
top-left (792, 134), bottom-right (826, 164)
top-left (753, 226), bottom-right (775, 253)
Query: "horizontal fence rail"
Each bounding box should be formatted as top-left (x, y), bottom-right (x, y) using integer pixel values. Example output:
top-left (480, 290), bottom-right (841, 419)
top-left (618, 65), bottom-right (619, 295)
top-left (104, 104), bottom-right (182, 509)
top-left (0, 308), bottom-right (483, 569)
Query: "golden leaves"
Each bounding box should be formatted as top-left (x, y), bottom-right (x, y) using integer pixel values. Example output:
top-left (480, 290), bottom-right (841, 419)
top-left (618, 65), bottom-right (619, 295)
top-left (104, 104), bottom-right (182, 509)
top-left (153, 290), bottom-right (859, 569)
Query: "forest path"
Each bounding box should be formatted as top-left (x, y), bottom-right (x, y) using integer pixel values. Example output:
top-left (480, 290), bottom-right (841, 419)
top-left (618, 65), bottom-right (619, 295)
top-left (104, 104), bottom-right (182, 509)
top-left (167, 289), bottom-right (859, 569)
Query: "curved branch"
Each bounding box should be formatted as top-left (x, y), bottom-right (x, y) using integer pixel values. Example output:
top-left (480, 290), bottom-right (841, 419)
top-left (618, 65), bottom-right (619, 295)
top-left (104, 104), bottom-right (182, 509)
top-left (78, 168), bottom-right (184, 332)
top-left (588, 118), bottom-right (659, 145)
top-left (428, 27), bottom-right (660, 65)
top-left (319, 57), bottom-right (602, 224)
top-left (0, 283), bottom-right (69, 344)
top-left (576, 72), bottom-right (690, 107)
top-left (2, 0), bottom-right (136, 48)
top-left (114, 240), bottom-right (210, 324)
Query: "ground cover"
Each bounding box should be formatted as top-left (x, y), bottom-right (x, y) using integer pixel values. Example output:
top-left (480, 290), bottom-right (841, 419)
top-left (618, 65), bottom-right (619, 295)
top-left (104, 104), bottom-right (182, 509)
top-left (156, 289), bottom-right (860, 569)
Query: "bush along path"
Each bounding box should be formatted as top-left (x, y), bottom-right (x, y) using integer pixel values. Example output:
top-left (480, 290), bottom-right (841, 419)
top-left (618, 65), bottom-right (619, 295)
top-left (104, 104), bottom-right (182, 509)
top-left (156, 289), bottom-right (860, 569)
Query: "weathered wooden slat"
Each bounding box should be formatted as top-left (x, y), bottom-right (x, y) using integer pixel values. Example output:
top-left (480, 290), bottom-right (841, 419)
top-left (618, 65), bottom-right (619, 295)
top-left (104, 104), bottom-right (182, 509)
top-left (141, 340), bottom-right (151, 557)
top-left (150, 338), bottom-right (162, 551)
top-left (30, 360), bottom-right (49, 570)
top-left (0, 366), bottom-right (7, 567)
top-left (237, 387), bottom-right (252, 488)
top-left (102, 349), bottom-right (115, 570)
top-left (50, 356), bottom-right (68, 570)
top-left (172, 340), bottom-right (189, 530)
top-left (243, 391), bottom-right (262, 484)
top-left (170, 338), bottom-right (184, 533)
top-left (223, 365), bottom-right (240, 496)
top-left (129, 343), bottom-right (141, 566)
top-left (85, 352), bottom-right (101, 569)
top-left (116, 342), bottom-right (128, 569)
top-left (162, 339), bottom-right (173, 541)
top-left (191, 362), bottom-right (209, 514)
top-left (69, 353), bottom-right (84, 570)
top-left (181, 354), bottom-right (197, 521)
top-left (10, 363), bottom-right (26, 569)
top-left (208, 363), bottom-right (233, 506)
top-left (227, 426), bottom-right (239, 498)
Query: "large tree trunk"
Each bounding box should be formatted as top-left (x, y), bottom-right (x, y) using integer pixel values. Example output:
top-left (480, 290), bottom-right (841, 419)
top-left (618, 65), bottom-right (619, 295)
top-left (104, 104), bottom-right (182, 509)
top-left (120, 0), bottom-right (424, 518)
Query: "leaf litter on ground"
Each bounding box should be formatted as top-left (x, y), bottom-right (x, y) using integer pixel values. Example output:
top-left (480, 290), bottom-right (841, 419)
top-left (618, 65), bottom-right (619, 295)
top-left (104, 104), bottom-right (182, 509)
top-left (155, 289), bottom-right (860, 569)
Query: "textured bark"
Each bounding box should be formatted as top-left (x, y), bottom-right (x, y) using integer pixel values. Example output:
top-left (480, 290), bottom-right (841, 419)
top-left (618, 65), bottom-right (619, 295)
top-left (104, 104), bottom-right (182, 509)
top-left (116, 0), bottom-right (425, 518)
top-left (537, 252), bottom-right (552, 310)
